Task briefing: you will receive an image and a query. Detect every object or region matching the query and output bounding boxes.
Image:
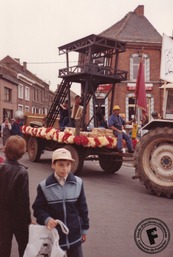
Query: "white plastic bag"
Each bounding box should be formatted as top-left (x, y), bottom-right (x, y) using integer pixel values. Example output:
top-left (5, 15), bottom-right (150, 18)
top-left (23, 220), bottom-right (69, 257)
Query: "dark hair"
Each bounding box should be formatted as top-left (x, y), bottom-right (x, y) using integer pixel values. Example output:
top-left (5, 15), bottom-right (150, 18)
top-left (75, 95), bottom-right (81, 100)
top-left (4, 135), bottom-right (26, 161)
top-left (151, 111), bottom-right (158, 118)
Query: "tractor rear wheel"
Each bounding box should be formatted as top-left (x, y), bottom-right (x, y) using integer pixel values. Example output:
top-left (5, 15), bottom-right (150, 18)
top-left (134, 127), bottom-right (173, 198)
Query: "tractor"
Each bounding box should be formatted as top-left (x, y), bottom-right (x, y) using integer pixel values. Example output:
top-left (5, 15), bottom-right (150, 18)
top-left (134, 83), bottom-right (173, 198)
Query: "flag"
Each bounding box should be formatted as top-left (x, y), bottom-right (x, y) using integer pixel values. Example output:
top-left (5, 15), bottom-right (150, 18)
top-left (135, 59), bottom-right (147, 124)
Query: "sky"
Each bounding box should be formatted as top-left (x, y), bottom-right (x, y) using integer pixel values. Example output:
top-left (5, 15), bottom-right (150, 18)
top-left (1, 0), bottom-right (173, 94)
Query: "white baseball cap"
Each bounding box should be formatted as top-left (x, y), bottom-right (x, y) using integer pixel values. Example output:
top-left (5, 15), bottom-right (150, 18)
top-left (52, 148), bottom-right (74, 163)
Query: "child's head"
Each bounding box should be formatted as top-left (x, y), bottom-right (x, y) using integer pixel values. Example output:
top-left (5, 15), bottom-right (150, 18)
top-left (4, 135), bottom-right (26, 161)
top-left (74, 95), bottom-right (81, 105)
top-left (51, 148), bottom-right (74, 177)
top-left (4, 117), bottom-right (9, 124)
top-left (64, 99), bottom-right (68, 107)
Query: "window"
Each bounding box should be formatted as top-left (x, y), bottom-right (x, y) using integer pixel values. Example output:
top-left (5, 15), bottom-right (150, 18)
top-left (126, 93), bottom-right (152, 124)
top-left (18, 105), bottom-right (23, 111)
top-left (44, 89), bottom-right (48, 100)
top-left (130, 54), bottom-right (150, 82)
top-left (25, 87), bottom-right (30, 101)
top-left (32, 107), bottom-right (35, 113)
top-left (32, 107), bottom-right (39, 114)
top-left (34, 88), bottom-right (39, 102)
top-left (18, 84), bottom-right (24, 99)
top-left (4, 87), bottom-right (11, 101)
top-left (43, 89), bottom-right (46, 100)
top-left (39, 108), bottom-right (43, 114)
top-left (43, 108), bottom-right (48, 115)
top-left (40, 90), bottom-right (42, 103)
top-left (128, 97), bottom-right (136, 121)
top-left (25, 106), bottom-right (30, 112)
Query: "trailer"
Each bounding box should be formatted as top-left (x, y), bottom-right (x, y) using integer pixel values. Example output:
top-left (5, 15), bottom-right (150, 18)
top-left (22, 34), bottom-right (132, 175)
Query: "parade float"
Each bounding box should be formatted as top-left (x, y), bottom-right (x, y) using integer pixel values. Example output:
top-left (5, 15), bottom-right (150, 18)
top-left (22, 34), bottom-right (134, 175)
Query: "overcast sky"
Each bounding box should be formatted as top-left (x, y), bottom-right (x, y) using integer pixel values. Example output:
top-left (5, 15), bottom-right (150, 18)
top-left (1, 0), bottom-right (173, 94)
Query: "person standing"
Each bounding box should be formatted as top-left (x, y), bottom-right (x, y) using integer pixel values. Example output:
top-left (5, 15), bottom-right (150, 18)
top-left (11, 118), bottom-right (23, 136)
top-left (0, 135), bottom-right (31, 257)
top-left (11, 111), bottom-right (24, 137)
top-left (61, 95), bottom-right (83, 133)
top-left (108, 105), bottom-right (134, 153)
top-left (32, 148), bottom-right (89, 257)
top-left (71, 95), bottom-right (83, 125)
top-left (71, 95), bottom-right (83, 135)
top-left (1, 118), bottom-right (12, 146)
top-left (59, 99), bottom-right (69, 130)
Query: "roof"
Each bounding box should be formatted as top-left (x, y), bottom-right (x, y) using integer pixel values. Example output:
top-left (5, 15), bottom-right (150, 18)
top-left (59, 34), bottom-right (126, 54)
top-left (0, 55), bottom-right (50, 87)
top-left (100, 5), bottom-right (162, 44)
top-left (0, 72), bottom-right (18, 85)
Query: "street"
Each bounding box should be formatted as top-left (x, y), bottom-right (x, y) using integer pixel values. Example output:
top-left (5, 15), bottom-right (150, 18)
top-left (2, 149), bottom-right (172, 257)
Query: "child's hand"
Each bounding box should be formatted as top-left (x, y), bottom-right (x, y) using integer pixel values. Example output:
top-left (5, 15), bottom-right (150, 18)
top-left (81, 234), bottom-right (87, 242)
top-left (47, 218), bottom-right (58, 230)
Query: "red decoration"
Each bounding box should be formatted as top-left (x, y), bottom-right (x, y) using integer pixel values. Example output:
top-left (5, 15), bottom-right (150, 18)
top-left (22, 125), bottom-right (27, 133)
top-left (46, 127), bottom-right (53, 133)
top-left (132, 139), bottom-right (138, 149)
top-left (62, 132), bottom-right (72, 142)
top-left (55, 130), bottom-right (59, 140)
top-left (106, 136), bottom-right (114, 148)
top-left (94, 137), bottom-right (101, 147)
top-left (74, 135), bottom-right (89, 145)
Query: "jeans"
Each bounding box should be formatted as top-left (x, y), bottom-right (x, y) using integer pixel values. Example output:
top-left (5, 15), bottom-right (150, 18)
top-left (61, 117), bottom-right (76, 129)
top-left (113, 130), bottom-right (133, 150)
top-left (67, 244), bottom-right (84, 257)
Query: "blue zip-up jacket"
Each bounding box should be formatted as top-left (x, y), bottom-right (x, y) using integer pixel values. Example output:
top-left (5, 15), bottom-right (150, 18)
top-left (32, 172), bottom-right (89, 250)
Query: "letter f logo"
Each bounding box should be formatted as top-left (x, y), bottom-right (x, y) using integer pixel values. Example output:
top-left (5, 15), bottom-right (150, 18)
top-left (146, 227), bottom-right (158, 245)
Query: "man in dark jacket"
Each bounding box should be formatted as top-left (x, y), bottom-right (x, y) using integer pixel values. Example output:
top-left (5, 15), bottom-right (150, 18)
top-left (11, 119), bottom-right (23, 137)
top-left (32, 148), bottom-right (89, 257)
top-left (0, 135), bottom-right (31, 257)
top-left (59, 99), bottom-right (69, 130)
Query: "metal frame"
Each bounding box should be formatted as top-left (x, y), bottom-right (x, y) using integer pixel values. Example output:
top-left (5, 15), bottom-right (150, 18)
top-left (46, 34), bottom-right (127, 129)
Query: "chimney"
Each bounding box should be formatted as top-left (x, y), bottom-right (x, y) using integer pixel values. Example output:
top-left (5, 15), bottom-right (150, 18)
top-left (23, 61), bottom-right (27, 71)
top-left (134, 5), bottom-right (144, 16)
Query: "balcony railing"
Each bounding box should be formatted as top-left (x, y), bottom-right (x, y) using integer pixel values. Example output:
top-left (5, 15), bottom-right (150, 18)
top-left (59, 63), bottom-right (127, 81)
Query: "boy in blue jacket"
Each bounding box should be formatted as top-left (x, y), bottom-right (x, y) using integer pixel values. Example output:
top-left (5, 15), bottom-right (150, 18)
top-left (32, 148), bottom-right (89, 257)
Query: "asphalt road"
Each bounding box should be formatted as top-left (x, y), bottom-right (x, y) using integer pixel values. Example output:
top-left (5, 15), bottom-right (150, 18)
top-left (1, 149), bottom-right (172, 257)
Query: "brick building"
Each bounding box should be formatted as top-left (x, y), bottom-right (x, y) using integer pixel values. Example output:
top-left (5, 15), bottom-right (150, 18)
top-left (90, 5), bottom-right (163, 126)
top-left (0, 55), bottom-right (54, 123)
top-left (0, 5), bottom-right (165, 129)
